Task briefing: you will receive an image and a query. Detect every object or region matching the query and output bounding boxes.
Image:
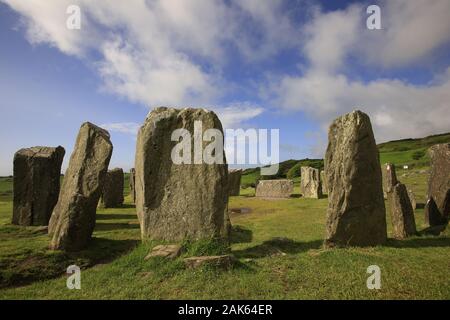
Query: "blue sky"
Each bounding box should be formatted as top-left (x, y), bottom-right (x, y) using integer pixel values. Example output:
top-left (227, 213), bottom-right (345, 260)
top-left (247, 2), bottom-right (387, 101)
top-left (1, 0), bottom-right (449, 175)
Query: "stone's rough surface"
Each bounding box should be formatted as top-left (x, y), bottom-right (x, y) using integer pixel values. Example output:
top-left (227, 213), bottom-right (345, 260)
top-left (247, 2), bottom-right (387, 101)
top-left (383, 163), bottom-right (398, 198)
top-left (320, 170), bottom-right (328, 194)
top-left (425, 143), bottom-right (450, 226)
top-left (12, 146), bottom-right (65, 226)
top-left (408, 189), bottom-right (417, 210)
top-left (300, 166), bottom-right (322, 198)
top-left (100, 168), bottom-right (124, 208)
top-left (48, 122), bottom-right (113, 251)
top-left (144, 244), bottom-right (183, 260)
top-left (135, 107), bottom-right (229, 241)
top-left (324, 110), bottom-right (387, 247)
top-left (184, 255), bottom-right (234, 269)
top-left (129, 168), bottom-right (136, 204)
top-left (389, 183), bottom-right (417, 239)
top-left (255, 179), bottom-right (293, 198)
top-left (228, 169), bottom-right (242, 196)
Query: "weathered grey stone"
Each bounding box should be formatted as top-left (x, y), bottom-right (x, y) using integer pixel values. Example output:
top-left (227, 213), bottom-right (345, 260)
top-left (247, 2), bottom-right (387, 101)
top-left (300, 166), bottom-right (322, 198)
top-left (408, 189), bottom-right (417, 210)
top-left (144, 244), bottom-right (183, 260)
top-left (184, 255), bottom-right (233, 269)
top-left (424, 143), bottom-right (450, 226)
top-left (320, 170), bottom-right (328, 194)
top-left (12, 146), bottom-right (65, 226)
top-left (129, 168), bottom-right (136, 204)
top-left (383, 163), bottom-right (398, 198)
top-left (389, 183), bottom-right (417, 239)
top-left (100, 168), bottom-right (124, 208)
top-left (228, 169), bottom-right (242, 196)
top-left (48, 122), bottom-right (113, 251)
top-left (135, 107), bottom-right (228, 242)
top-left (324, 110), bottom-right (387, 247)
top-left (255, 179), bottom-right (293, 198)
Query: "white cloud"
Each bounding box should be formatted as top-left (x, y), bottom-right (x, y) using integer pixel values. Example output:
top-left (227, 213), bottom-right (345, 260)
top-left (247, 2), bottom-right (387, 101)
top-left (100, 122), bottom-right (140, 135)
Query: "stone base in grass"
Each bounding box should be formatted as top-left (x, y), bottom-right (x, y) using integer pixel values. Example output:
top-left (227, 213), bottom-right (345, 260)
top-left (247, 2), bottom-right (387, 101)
top-left (183, 255), bottom-right (234, 269)
top-left (144, 244), bottom-right (183, 260)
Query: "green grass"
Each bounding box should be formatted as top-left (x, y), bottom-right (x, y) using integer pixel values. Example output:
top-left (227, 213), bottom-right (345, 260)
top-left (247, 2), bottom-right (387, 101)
top-left (0, 169), bottom-right (449, 299)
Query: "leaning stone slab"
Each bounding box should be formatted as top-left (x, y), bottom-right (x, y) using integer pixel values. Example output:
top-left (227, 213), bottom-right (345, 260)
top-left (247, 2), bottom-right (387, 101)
top-left (129, 168), bottom-right (136, 204)
top-left (12, 146), bottom-right (65, 226)
top-left (184, 255), bottom-right (233, 269)
top-left (255, 179), bottom-right (293, 198)
top-left (324, 110), bottom-right (387, 247)
top-left (383, 163), bottom-right (398, 198)
top-left (228, 169), bottom-right (242, 196)
top-left (389, 183), bottom-right (417, 239)
top-left (100, 168), bottom-right (124, 208)
top-left (301, 166), bottom-right (322, 198)
top-left (144, 244), bottom-right (183, 260)
top-left (48, 122), bottom-right (113, 251)
top-left (424, 143), bottom-right (450, 226)
top-left (135, 107), bottom-right (229, 241)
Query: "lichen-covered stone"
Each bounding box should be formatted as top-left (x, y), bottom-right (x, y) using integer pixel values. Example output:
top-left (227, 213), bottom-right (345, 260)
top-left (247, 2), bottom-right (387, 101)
top-left (48, 122), bottom-right (113, 251)
top-left (228, 169), bottom-right (242, 196)
top-left (389, 183), bottom-right (417, 239)
top-left (383, 163), bottom-right (398, 198)
top-left (129, 168), bottom-right (136, 204)
top-left (255, 179), bottom-right (293, 198)
top-left (320, 170), bottom-right (328, 194)
top-left (12, 146), bottom-right (65, 226)
top-left (135, 107), bottom-right (228, 241)
top-left (300, 166), bottom-right (322, 198)
top-left (100, 168), bottom-right (124, 208)
top-left (324, 110), bottom-right (387, 247)
top-left (424, 143), bottom-right (450, 226)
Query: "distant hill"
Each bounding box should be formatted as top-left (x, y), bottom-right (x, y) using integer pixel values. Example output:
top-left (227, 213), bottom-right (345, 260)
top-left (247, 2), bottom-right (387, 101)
top-left (241, 132), bottom-right (450, 187)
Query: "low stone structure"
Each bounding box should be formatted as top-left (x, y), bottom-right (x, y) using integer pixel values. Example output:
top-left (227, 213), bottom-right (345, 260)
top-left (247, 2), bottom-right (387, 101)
top-left (324, 110), bottom-right (387, 247)
top-left (228, 169), bottom-right (242, 196)
top-left (389, 183), bottom-right (417, 239)
top-left (129, 168), bottom-right (136, 204)
top-left (48, 122), bottom-right (113, 251)
top-left (184, 255), bottom-right (234, 269)
top-left (300, 166), bottom-right (322, 198)
top-left (144, 244), bottom-right (183, 260)
top-left (255, 179), bottom-right (293, 198)
top-left (383, 163), bottom-right (398, 198)
top-left (424, 143), bottom-right (450, 226)
top-left (100, 168), bottom-right (124, 208)
top-left (135, 107), bottom-right (229, 241)
top-left (12, 146), bottom-right (65, 226)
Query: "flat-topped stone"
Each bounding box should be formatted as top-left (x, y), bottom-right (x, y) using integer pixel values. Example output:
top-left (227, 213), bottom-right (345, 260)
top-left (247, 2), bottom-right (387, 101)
top-left (255, 179), bottom-right (293, 198)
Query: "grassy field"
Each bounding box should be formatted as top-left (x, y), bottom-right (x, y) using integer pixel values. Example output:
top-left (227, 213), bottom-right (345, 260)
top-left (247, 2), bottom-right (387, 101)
top-left (0, 168), bottom-right (449, 300)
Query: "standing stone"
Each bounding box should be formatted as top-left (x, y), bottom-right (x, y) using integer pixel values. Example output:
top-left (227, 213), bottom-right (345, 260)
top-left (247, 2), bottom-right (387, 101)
top-left (383, 163), bottom-right (398, 198)
top-left (255, 179), bottom-right (293, 198)
top-left (320, 170), bottom-right (328, 194)
top-left (129, 168), bottom-right (136, 204)
top-left (48, 122), bottom-right (113, 251)
top-left (100, 168), bottom-right (124, 208)
top-left (324, 110), bottom-right (387, 247)
top-left (408, 189), bottom-right (417, 210)
top-left (228, 169), bottom-right (242, 196)
top-left (389, 183), bottom-right (417, 239)
top-left (135, 107), bottom-right (228, 241)
top-left (300, 166), bottom-right (322, 198)
top-left (424, 143), bottom-right (450, 226)
top-left (12, 146), bottom-right (65, 226)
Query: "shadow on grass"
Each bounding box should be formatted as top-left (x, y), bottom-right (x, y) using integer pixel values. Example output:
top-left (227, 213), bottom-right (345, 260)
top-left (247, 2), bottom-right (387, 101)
top-left (233, 238), bottom-right (323, 259)
top-left (96, 213), bottom-right (137, 221)
top-left (0, 237), bottom-right (139, 289)
top-left (230, 226), bottom-right (253, 244)
top-left (386, 234), bottom-right (450, 249)
top-left (95, 222), bottom-right (140, 231)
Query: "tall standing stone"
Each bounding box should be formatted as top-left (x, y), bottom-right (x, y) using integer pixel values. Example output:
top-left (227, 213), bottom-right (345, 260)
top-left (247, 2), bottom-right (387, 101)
top-left (100, 168), bottom-right (124, 208)
top-left (135, 107), bottom-right (229, 241)
top-left (408, 189), bottom-right (417, 210)
top-left (389, 183), bottom-right (417, 239)
top-left (12, 146), bottom-right (65, 226)
top-left (324, 110), bottom-right (387, 247)
top-left (424, 143), bottom-right (450, 226)
top-left (383, 163), bottom-right (398, 198)
top-left (320, 170), bottom-right (328, 194)
top-left (129, 168), bottom-right (136, 204)
top-left (48, 122), bottom-right (113, 251)
top-left (300, 166), bottom-right (322, 198)
top-left (228, 169), bottom-right (242, 196)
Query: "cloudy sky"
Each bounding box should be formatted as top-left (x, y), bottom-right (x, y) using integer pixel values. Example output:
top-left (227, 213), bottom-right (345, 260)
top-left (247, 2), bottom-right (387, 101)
top-left (1, 0), bottom-right (449, 175)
